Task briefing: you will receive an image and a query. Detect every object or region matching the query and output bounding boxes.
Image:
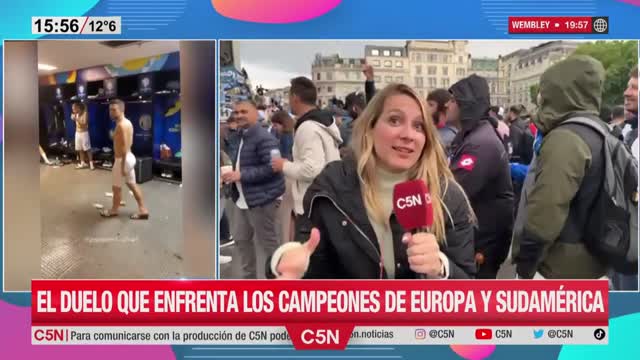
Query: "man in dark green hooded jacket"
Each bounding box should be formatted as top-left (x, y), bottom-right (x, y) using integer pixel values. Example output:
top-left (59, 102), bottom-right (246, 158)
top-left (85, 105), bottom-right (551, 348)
top-left (512, 55), bottom-right (609, 279)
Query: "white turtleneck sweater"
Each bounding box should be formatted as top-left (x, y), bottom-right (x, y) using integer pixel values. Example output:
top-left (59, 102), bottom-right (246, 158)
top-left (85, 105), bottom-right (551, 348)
top-left (366, 168), bottom-right (409, 279)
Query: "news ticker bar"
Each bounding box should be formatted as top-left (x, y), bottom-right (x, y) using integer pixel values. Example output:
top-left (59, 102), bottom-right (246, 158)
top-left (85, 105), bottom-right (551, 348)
top-left (508, 16), bottom-right (609, 34)
top-left (32, 326), bottom-right (608, 346)
top-left (32, 280), bottom-right (609, 326)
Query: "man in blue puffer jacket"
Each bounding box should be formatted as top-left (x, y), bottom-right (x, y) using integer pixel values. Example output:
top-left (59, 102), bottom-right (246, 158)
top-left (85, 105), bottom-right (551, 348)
top-left (222, 100), bottom-right (285, 279)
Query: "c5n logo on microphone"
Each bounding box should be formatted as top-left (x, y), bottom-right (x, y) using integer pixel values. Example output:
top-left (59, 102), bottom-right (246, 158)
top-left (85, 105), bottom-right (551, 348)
top-left (396, 193), bottom-right (432, 209)
top-left (393, 180), bottom-right (434, 230)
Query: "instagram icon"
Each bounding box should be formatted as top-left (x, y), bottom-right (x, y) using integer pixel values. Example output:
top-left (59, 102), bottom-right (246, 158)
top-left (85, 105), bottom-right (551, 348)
top-left (415, 329), bottom-right (427, 340)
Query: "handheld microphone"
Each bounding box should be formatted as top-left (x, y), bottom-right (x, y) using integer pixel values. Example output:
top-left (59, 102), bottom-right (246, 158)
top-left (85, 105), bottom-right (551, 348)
top-left (393, 180), bottom-right (433, 232)
top-left (393, 180), bottom-right (435, 279)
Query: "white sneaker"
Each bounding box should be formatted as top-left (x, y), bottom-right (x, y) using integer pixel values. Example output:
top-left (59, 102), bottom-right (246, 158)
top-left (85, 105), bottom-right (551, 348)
top-left (219, 255), bottom-right (232, 265)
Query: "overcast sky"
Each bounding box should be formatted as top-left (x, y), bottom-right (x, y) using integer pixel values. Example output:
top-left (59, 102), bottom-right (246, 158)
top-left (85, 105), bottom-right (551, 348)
top-left (238, 40), bottom-right (572, 89)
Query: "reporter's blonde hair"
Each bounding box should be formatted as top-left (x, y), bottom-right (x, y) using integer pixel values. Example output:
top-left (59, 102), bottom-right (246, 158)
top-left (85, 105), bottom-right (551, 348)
top-left (351, 83), bottom-right (469, 244)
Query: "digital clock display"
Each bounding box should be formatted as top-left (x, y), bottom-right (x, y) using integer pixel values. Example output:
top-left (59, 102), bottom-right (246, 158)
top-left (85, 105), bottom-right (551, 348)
top-left (32, 17), bottom-right (121, 35)
top-left (564, 20), bottom-right (590, 29)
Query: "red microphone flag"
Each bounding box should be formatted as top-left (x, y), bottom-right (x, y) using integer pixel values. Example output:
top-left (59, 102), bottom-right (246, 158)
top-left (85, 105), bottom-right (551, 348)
top-left (393, 180), bottom-right (433, 231)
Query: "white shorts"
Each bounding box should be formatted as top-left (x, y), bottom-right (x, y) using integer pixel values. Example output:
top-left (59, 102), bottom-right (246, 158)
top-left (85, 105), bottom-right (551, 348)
top-left (113, 153), bottom-right (136, 186)
top-left (75, 131), bottom-right (91, 151)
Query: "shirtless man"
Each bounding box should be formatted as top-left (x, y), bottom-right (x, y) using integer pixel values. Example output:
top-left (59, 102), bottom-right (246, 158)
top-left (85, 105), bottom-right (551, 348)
top-left (100, 99), bottom-right (149, 220)
top-left (72, 102), bottom-right (94, 170)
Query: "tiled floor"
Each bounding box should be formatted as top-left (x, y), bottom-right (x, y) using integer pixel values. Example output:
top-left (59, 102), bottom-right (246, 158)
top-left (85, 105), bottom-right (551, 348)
top-left (40, 164), bottom-right (184, 279)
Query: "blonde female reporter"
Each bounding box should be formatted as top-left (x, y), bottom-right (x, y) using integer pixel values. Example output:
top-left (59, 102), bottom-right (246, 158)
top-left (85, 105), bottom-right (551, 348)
top-left (268, 84), bottom-right (476, 280)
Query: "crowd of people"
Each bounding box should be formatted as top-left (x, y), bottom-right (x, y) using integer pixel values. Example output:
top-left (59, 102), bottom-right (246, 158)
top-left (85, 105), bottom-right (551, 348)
top-left (220, 55), bottom-right (638, 289)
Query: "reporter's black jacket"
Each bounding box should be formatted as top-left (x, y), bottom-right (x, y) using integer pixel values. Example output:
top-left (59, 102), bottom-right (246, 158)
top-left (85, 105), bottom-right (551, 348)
top-left (270, 157), bottom-right (477, 279)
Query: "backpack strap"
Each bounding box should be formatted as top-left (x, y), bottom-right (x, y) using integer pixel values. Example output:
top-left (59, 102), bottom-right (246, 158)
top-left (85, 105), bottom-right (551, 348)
top-left (561, 116), bottom-right (610, 138)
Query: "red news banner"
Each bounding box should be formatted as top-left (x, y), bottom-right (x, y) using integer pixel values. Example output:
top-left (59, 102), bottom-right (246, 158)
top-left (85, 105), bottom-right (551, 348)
top-left (509, 16), bottom-right (605, 34)
top-left (32, 280), bottom-right (609, 349)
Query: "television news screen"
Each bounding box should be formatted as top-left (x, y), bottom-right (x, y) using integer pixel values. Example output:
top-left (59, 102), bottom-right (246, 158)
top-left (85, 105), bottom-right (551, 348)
top-left (2, 1), bottom-right (640, 359)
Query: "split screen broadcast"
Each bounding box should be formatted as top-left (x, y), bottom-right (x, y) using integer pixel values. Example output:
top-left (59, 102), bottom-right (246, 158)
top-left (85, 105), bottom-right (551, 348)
top-left (3, 39), bottom-right (639, 290)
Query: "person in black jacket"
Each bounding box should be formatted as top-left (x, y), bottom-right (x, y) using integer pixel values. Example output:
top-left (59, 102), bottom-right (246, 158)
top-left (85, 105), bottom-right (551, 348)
top-left (505, 105), bottom-right (534, 165)
top-left (222, 100), bottom-right (285, 279)
top-left (267, 83), bottom-right (476, 280)
top-left (504, 105), bottom-right (535, 216)
top-left (447, 75), bottom-right (514, 279)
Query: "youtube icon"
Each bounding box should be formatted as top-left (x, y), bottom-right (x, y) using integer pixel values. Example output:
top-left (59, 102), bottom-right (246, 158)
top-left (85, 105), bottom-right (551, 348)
top-left (475, 328), bottom-right (493, 340)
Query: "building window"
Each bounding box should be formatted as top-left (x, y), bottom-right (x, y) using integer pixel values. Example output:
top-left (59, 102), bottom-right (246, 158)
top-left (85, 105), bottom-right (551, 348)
top-left (373, 60), bottom-right (381, 67)
top-left (371, 49), bottom-right (379, 56)
top-left (441, 55), bottom-right (449, 63)
top-left (327, 86), bottom-right (333, 93)
top-left (458, 56), bottom-right (464, 64)
top-left (416, 53), bottom-right (422, 62)
top-left (374, 76), bottom-right (381, 82)
top-left (428, 77), bottom-right (437, 87)
top-left (326, 72), bottom-right (333, 80)
top-left (394, 50), bottom-right (402, 57)
top-left (456, 68), bottom-right (465, 76)
top-left (316, 73), bottom-right (321, 80)
top-left (442, 66), bottom-right (448, 76)
top-left (383, 50), bottom-right (391, 56)
top-left (385, 76), bottom-right (393, 83)
top-left (396, 60), bottom-right (403, 68)
top-left (428, 54), bottom-right (438, 62)
top-left (441, 78), bottom-right (450, 87)
top-left (396, 76), bottom-right (404, 83)
top-left (428, 66), bottom-right (437, 75)
top-left (344, 71), bottom-right (350, 79)
top-left (415, 65), bottom-right (422, 75)
top-left (384, 60), bottom-right (392, 68)
top-left (415, 77), bottom-right (424, 88)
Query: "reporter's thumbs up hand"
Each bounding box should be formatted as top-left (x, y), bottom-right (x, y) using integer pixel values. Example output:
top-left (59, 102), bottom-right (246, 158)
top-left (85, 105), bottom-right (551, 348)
top-left (276, 228), bottom-right (320, 279)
